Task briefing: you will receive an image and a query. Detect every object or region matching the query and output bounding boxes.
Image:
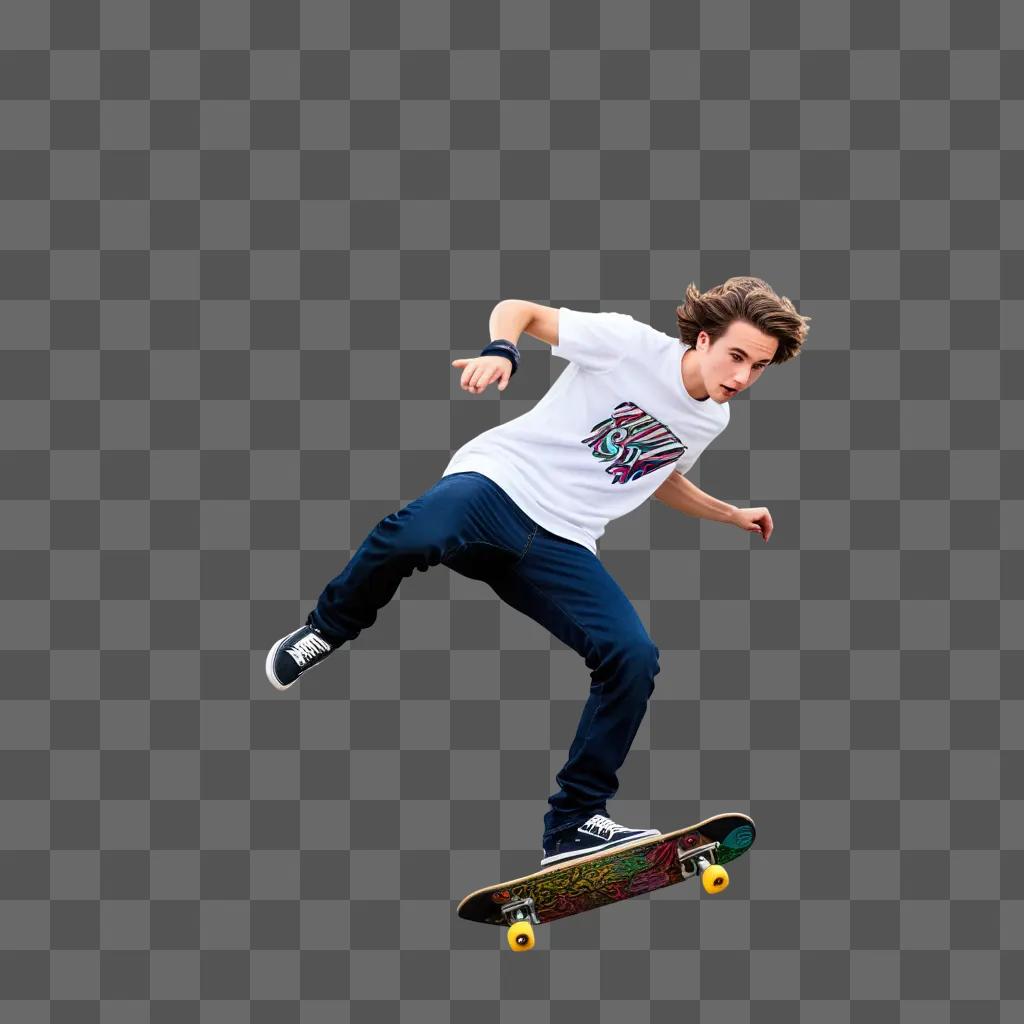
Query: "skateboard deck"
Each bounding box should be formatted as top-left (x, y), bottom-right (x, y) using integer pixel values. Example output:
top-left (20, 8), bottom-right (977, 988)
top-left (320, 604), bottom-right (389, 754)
top-left (457, 811), bottom-right (755, 950)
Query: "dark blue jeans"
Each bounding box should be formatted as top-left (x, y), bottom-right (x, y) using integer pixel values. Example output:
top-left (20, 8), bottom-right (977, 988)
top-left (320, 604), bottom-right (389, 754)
top-left (307, 471), bottom-right (661, 842)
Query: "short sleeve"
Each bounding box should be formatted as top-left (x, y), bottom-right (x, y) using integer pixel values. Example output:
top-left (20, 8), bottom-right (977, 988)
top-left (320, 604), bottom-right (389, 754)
top-left (552, 307), bottom-right (639, 373)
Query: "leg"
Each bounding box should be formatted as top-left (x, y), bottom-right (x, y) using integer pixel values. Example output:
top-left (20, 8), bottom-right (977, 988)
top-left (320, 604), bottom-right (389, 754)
top-left (484, 526), bottom-right (661, 841)
top-left (307, 472), bottom-right (536, 645)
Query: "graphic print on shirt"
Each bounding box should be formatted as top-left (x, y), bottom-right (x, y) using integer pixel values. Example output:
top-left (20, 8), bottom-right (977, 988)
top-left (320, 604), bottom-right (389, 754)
top-left (581, 401), bottom-right (688, 484)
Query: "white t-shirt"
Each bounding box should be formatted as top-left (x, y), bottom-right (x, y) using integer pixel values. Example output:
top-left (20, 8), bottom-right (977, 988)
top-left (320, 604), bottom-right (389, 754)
top-left (442, 307), bottom-right (730, 554)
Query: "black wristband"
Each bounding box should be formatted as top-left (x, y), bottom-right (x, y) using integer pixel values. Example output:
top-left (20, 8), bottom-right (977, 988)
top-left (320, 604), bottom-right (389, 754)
top-left (480, 339), bottom-right (520, 376)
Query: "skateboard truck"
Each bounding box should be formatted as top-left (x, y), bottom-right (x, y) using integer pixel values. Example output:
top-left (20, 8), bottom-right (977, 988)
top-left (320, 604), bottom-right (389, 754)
top-left (500, 897), bottom-right (541, 949)
top-left (676, 838), bottom-right (731, 892)
top-left (676, 839), bottom-right (720, 881)
top-left (500, 897), bottom-right (540, 927)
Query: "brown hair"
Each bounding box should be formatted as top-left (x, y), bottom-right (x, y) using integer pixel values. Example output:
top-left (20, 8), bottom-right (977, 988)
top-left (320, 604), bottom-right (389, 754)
top-left (675, 276), bottom-right (810, 365)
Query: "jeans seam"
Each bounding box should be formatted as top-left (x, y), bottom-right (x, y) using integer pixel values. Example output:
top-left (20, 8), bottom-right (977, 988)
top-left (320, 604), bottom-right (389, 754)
top-left (458, 472), bottom-right (541, 542)
top-left (504, 564), bottom-right (599, 663)
top-left (560, 676), bottom-right (605, 828)
top-left (446, 539), bottom-right (522, 563)
top-left (515, 523), bottom-right (539, 564)
top-left (508, 569), bottom-right (609, 841)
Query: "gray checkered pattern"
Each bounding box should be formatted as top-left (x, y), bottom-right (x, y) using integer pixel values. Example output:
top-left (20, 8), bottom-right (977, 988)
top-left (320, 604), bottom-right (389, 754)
top-left (1, 0), bottom-right (1021, 1020)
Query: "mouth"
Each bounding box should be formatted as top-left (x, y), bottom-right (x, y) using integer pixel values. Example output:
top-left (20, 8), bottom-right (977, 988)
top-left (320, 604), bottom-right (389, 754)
top-left (721, 385), bottom-right (737, 396)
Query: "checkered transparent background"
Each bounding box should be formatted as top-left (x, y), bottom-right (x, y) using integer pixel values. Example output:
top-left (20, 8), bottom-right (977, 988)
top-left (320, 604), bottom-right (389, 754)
top-left (1, 0), bottom-right (1023, 1021)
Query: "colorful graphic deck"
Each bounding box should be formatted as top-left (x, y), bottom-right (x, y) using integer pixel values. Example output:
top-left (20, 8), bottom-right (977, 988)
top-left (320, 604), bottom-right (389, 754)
top-left (457, 812), bottom-right (755, 928)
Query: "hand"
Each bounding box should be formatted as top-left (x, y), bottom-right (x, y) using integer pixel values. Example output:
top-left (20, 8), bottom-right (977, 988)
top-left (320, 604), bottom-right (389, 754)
top-left (730, 506), bottom-right (773, 542)
top-left (451, 355), bottom-right (512, 394)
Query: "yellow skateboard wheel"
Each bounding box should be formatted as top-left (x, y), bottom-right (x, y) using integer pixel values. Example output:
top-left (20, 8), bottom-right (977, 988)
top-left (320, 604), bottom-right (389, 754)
top-left (701, 864), bottom-right (729, 893)
top-left (507, 921), bottom-right (535, 951)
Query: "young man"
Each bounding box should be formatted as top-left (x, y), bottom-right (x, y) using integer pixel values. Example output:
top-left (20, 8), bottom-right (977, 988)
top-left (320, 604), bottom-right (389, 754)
top-left (266, 276), bottom-right (810, 866)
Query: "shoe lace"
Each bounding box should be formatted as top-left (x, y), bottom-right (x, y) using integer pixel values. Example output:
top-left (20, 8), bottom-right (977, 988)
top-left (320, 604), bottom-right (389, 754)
top-left (586, 814), bottom-right (626, 839)
top-left (287, 631), bottom-right (332, 667)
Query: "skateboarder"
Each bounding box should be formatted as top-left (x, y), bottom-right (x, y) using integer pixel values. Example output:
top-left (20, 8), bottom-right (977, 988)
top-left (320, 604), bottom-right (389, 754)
top-left (266, 276), bottom-right (810, 866)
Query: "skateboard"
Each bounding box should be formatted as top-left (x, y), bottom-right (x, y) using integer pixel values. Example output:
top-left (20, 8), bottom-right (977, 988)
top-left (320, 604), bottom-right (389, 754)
top-left (457, 811), bottom-right (755, 950)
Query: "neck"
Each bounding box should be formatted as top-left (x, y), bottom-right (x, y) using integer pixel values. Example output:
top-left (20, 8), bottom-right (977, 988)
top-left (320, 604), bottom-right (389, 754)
top-left (680, 349), bottom-right (709, 401)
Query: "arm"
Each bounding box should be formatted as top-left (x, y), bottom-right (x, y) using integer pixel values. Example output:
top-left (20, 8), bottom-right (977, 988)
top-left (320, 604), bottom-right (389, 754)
top-left (488, 299), bottom-right (559, 347)
top-left (654, 472), bottom-right (775, 540)
top-left (652, 471), bottom-right (738, 523)
top-left (453, 300), bottom-right (559, 394)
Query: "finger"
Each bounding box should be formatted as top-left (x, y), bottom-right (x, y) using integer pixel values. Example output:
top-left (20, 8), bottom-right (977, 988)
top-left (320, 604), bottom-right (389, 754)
top-left (452, 359), bottom-right (467, 368)
top-left (498, 372), bottom-right (509, 391)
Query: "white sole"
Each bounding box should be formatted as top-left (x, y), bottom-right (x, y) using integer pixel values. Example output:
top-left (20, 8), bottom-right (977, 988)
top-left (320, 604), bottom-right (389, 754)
top-left (265, 635), bottom-right (294, 692)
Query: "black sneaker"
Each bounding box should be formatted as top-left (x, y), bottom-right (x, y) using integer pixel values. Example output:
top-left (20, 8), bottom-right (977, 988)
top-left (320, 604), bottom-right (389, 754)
top-left (266, 624), bottom-right (337, 691)
top-left (541, 814), bottom-right (660, 867)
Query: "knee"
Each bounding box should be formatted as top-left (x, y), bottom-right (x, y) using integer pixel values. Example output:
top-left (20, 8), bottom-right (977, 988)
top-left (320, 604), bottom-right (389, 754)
top-left (369, 512), bottom-right (454, 566)
top-left (604, 635), bottom-right (660, 689)
top-left (635, 640), bottom-right (660, 689)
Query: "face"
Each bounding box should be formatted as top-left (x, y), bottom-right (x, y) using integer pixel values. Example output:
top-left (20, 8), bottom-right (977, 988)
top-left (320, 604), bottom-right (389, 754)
top-left (694, 320), bottom-right (778, 402)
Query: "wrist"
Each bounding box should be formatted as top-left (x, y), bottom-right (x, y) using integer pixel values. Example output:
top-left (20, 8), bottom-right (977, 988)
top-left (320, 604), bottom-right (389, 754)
top-left (480, 339), bottom-right (520, 376)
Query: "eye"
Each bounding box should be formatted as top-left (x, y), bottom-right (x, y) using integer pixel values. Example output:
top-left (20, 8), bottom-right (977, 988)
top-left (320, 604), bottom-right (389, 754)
top-left (732, 353), bottom-right (742, 362)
